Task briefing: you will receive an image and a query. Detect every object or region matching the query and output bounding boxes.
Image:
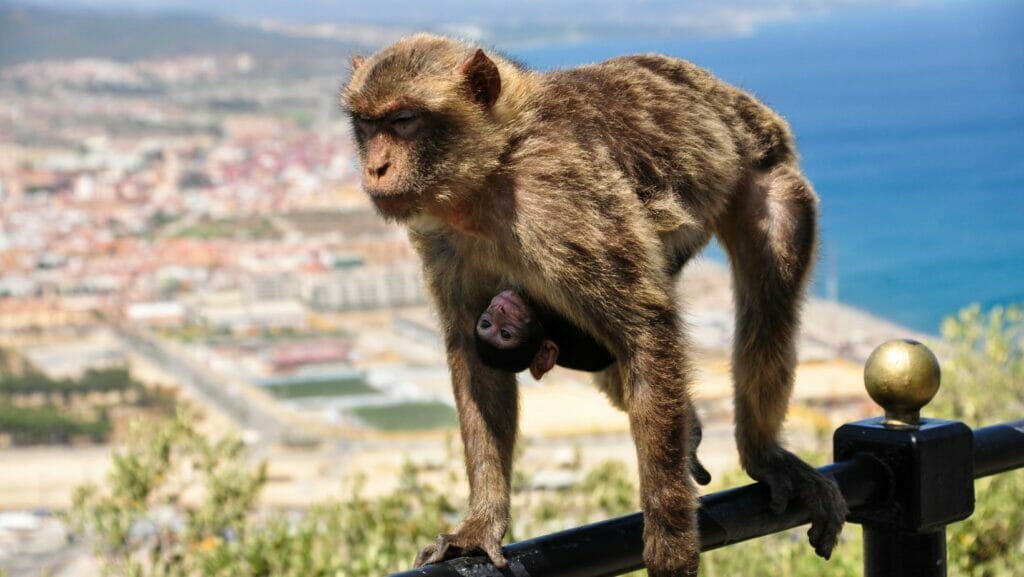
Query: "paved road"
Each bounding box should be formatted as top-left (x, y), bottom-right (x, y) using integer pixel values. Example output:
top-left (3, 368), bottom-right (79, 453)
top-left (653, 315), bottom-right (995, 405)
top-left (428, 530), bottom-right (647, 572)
top-left (113, 325), bottom-right (293, 448)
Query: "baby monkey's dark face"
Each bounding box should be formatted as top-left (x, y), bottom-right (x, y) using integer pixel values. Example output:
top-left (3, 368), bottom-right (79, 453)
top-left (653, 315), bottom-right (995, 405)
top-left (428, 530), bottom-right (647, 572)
top-left (477, 290), bottom-right (535, 350)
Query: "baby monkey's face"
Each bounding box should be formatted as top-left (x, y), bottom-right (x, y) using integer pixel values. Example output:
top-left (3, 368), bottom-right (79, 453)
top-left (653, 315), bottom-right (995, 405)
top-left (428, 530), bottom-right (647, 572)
top-left (477, 290), bottom-right (535, 350)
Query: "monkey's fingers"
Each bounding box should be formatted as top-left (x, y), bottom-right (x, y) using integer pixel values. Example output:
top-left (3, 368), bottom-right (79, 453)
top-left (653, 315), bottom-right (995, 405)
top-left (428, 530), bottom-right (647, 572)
top-left (413, 534), bottom-right (452, 567)
top-left (412, 532), bottom-right (508, 569)
top-left (412, 545), bottom-right (438, 567)
top-left (755, 450), bottom-right (848, 560)
top-left (482, 540), bottom-right (508, 568)
top-left (803, 477), bottom-right (847, 560)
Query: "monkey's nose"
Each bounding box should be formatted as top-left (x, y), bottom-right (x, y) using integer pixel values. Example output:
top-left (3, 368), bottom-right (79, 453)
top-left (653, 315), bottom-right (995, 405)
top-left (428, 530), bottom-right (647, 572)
top-left (369, 162), bottom-right (390, 180)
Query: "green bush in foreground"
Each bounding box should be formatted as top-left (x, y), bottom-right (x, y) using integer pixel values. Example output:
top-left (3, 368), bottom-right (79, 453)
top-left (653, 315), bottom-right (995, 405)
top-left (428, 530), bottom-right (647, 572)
top-left (68, 305), bottom-right (1023, 576)
top-left (937, 304), bottom-right (1024, 577)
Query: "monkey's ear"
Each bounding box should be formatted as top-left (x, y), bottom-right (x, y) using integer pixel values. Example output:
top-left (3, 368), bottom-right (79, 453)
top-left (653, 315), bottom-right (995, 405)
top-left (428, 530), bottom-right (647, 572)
top-left (351, 54), bottom-right (365, 70)
top-left (530, 340), bottom-right (559, 381)
top-left (461, 49), bottom-right (501, 109)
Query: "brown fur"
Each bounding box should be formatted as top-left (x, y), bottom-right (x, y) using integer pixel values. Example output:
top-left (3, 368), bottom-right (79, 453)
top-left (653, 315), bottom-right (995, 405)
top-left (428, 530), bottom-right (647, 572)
top-left (342, 34), bottom-right (847, 576)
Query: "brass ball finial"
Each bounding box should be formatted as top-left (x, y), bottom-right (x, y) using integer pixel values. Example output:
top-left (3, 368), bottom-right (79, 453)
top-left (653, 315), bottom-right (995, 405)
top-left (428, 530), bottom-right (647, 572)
top-left (864, 339), bottom-right (941, 427)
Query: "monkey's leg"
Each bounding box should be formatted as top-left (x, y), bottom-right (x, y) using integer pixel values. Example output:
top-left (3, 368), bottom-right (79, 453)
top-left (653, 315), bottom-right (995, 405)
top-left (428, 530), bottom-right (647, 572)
top-left (717, 164), bottom-right (848, 559)
top-left (534, 264), bottom-right (699, 573)
top-left (596, 365), bottom-right (711, 485)
top-left (412, 272), bottom-right (518, 568)
top-left (622, 315), bottom-right (700, 577)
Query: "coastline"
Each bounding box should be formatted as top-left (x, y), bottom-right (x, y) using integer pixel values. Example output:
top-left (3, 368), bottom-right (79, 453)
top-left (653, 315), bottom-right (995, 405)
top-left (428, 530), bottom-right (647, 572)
top-left (678, 258), bottom-right (929, 363)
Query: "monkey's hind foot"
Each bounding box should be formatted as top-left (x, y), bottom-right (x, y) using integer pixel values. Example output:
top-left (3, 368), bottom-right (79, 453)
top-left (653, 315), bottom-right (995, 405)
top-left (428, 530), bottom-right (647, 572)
top-left (748, 448), bottom-right (848, 559)
top-left (413, 528), bottom-right (507, 569)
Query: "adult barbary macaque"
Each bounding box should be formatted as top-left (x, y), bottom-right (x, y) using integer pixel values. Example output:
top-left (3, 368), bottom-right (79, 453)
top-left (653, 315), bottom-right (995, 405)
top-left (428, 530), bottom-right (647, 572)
top-left (342, 34), bottom-right (847, 576)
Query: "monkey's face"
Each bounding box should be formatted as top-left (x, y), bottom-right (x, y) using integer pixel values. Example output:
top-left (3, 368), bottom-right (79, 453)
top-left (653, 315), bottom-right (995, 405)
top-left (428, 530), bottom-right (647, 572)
top-left (342, 35), bottom-right (506, 222)
top-left (349, 107), bottom-right (432, 218)
top-left (477, 290), bottom-right (534, 351)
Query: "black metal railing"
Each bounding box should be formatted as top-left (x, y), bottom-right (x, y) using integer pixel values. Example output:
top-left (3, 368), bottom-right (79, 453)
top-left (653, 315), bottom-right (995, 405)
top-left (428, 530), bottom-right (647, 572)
top-left (388, 340), bottom-right (1024, 577)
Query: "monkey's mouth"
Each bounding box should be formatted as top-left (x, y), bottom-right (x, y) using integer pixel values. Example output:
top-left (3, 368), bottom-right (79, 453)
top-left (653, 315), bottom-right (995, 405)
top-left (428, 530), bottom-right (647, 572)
top-left (366, 190), bottom-right (419, 218)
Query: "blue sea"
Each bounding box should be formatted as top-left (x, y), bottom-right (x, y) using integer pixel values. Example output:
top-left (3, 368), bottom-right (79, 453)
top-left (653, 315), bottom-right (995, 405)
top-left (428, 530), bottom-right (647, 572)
top-left (511, 0), bottom-right (1024, 334)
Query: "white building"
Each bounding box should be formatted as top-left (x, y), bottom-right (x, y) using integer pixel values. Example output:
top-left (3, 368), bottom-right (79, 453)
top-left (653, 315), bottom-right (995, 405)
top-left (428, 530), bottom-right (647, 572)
top-left (126, 301), bottom-right (186, 327)
top-left (194, 298), bottom-right (308, 333)
top-left (303, 261), bottom-right (425, 311)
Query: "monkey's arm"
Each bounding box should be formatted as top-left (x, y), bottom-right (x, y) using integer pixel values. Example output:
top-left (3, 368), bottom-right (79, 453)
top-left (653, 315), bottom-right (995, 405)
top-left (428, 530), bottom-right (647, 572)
top-left (412, 239), bottom-right (517, 569)
top-left (415, 334), bottom-right (516, 568)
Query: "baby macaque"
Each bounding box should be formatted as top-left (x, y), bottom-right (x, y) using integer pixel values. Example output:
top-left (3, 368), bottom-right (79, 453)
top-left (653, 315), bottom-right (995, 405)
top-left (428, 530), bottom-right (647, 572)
top-left (475, 289), bottom-right (711, 485)
top-left (474, 289), bottom-right (614, 379)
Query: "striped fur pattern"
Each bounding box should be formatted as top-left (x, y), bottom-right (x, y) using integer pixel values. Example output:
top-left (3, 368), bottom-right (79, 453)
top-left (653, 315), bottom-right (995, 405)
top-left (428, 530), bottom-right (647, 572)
top-left (342, 34), bottom-right (846, 576)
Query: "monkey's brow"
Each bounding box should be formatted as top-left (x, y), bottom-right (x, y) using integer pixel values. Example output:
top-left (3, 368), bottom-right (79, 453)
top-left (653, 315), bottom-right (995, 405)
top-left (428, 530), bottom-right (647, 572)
top-left (371, 101), bottom-right (419, 118)
top-left (355, 96), bottom-right (423, 117)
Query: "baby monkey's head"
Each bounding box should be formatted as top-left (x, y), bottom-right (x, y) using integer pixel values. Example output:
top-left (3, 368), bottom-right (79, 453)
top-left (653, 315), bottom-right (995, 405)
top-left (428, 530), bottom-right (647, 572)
top-left (475, 290), bottom-right (559, 379)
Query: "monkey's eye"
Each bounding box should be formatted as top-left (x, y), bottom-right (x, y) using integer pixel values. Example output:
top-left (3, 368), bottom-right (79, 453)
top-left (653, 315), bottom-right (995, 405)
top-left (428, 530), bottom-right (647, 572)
top-left (392, 109), bottom-right (417, 123)
top-left (500, 328), bottom-right (512, 340)
top-left (353, 115), bottom-right (378, 137)
top-left (390, 110), bottom-right (420, 138)
top-left (479, 319), bottom-right (491, 329)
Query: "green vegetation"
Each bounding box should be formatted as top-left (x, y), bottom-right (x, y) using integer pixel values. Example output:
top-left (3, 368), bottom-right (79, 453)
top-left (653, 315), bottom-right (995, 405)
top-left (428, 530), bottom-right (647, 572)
top-left (2, 364), bottom-right (135, 396)
top-left (67, 305), bottom-right (1023, 576)
top-left (351, 401), bottom-right (458, 431)
top-left (172, 216), bottom-right (280, 240)
top-left (67, 410), bottom-right (636, 577)
top-left (264, 376), bottom-right (375, 399)
top-left (0, 350), bottom-right (174, 445)
top-left (0, 404), bottom-right (111, 444)
top-left (935, 304), bottom-right (1023, 425)
top-left (936, 304), bottom-right (1024, 577)
top-left (142, 209), bottom-right (182, 239)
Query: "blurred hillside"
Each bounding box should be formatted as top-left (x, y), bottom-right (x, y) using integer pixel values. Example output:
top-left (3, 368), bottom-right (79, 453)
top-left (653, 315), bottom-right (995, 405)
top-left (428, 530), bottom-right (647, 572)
top-left (3, 0), bottom-right (973, 69)
top-left (0, 5), bottom-right (363, 71)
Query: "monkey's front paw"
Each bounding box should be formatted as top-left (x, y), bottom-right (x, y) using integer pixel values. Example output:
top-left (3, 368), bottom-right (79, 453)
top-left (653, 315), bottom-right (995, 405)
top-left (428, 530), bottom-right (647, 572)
top-left (413, 530), bottom-right (507, 569)
top-left (751, 450), bottom-right (848, 559)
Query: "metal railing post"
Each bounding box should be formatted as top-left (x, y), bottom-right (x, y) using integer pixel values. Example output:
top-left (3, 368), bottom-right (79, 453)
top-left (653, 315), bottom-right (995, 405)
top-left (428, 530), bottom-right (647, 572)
top-left (834, 339), bottom-right (975, 577)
